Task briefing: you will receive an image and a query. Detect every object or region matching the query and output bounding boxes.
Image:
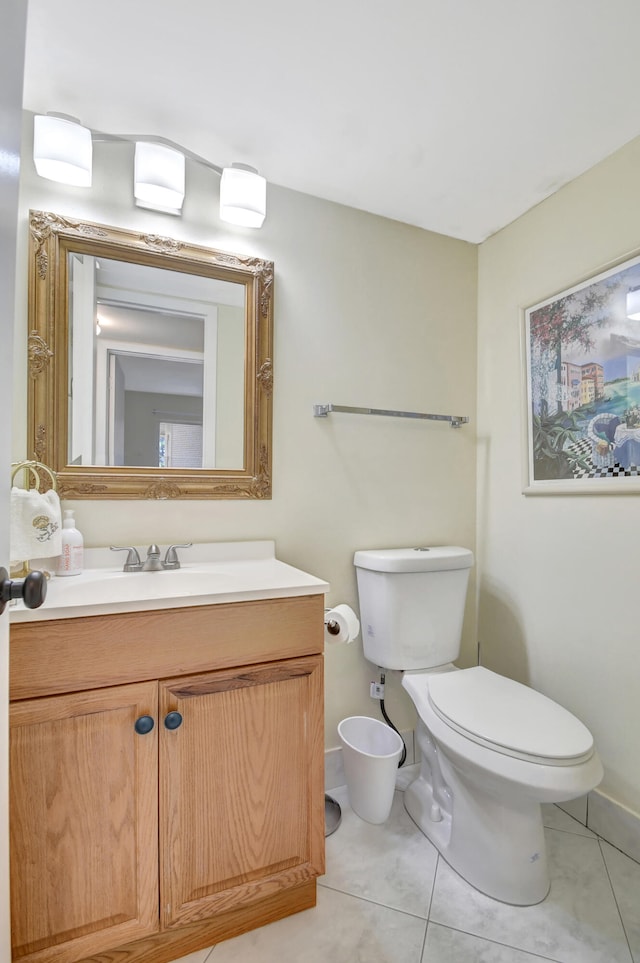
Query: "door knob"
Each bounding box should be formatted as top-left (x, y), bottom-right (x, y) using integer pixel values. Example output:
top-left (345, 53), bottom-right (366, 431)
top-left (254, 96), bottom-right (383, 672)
top-left (0, 567), bottom-right (47, 615)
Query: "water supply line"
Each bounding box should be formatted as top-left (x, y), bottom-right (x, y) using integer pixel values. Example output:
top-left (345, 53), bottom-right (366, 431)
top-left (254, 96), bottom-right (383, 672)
top-left (378, 672), bottom-right (407, 768)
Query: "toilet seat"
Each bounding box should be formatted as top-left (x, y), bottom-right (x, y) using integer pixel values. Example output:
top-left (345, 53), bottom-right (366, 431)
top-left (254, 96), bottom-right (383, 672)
top-left (422, 666), bottom-right (595, 765)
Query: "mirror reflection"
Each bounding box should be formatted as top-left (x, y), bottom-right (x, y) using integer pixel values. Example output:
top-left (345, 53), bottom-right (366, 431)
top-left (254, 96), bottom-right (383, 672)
top-left (68, 255), bottom-right (245, 469)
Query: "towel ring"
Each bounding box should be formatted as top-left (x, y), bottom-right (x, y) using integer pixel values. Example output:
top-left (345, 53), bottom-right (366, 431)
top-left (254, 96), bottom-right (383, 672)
top-left (11, 460), bottom-right (57, 493)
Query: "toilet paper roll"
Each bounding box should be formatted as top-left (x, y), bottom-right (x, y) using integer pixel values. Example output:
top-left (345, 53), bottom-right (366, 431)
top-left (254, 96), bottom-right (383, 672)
top-left (324, 604), bottom-right (360, 644)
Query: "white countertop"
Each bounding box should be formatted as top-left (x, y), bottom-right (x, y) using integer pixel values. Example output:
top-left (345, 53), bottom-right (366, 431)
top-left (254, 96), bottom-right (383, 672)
top-left (10, 541), bottom-right (329, 623)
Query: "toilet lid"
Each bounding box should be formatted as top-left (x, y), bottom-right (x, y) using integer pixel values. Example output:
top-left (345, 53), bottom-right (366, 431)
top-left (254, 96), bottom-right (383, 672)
top-left (427, 667), bottom-right (594, 764)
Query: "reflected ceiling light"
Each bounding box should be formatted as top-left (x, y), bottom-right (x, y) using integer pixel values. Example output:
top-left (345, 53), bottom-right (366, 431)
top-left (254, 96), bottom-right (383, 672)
top-left (627, 287), bottom-right (640, 321)
top-left (33, 114), bottom-right (92, 187)
top-left (134, 141), bottom-right (185, 215)
top-left (219, 164), bottom-right (267, 228)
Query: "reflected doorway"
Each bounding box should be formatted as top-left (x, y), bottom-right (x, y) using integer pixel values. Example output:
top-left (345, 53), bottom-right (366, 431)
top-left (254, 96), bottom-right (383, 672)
top-left (102, 349), bottom-right (205, 468)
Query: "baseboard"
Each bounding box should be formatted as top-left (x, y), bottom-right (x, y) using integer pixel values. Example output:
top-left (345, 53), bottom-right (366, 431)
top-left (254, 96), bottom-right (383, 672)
top-left (559, 790), bottom-right (640, 864)
top-left (489, 788), bottom-right (640, 865)
top-left (587, 789), bottom-right (640, 863)
top-left (325, 728), bottom-right (416, 792)
top-left (324, 746), bottom-right (346, 792)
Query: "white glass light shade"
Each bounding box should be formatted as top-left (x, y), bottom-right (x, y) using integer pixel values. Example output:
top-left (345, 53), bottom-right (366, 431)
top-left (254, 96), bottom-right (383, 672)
top-left (219, 164), bottom-right (266, 228)
top-left (134, 142), bottom-right (185, 214)
top-left (627, 288), bottom-right (640, 321)
top-left (33, 115), bottom-right (92, 187)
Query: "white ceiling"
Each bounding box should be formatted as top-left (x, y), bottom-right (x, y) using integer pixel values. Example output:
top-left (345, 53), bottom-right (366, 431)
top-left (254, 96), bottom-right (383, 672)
top-left (22, 0), bottom-right (640, 243)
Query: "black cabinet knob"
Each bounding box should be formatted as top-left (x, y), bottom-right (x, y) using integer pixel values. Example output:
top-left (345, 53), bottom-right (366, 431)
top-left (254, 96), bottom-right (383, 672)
top-left (134, 715), bottom-right (155, 735)
top-left (0, 567), bottom-right (47, 615)
top-left (164, 711), bottom-right (183, 730)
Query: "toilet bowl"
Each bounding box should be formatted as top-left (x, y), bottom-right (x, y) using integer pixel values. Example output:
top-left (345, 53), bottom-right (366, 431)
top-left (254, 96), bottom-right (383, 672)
top-left (402, 665), bottom-right (603, 904)
top-left (353, 545), bottom-right (603, 906)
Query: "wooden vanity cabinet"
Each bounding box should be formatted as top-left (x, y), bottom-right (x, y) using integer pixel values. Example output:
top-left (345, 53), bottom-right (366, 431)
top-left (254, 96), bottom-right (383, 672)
top-left (9, 594), bottom-right (325, 963)
top-left (160, 657), bottom-right (323, 930)
top-left (10, 682), bottom-right (159, 963)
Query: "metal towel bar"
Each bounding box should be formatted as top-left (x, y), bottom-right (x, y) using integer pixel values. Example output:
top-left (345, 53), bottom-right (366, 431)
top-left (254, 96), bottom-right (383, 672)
top-left (313, 403), bottom-right (469, 429)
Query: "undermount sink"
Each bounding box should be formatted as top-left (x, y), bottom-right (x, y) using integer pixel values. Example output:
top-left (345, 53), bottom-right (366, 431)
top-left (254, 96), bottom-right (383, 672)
top-left (10, 540), bottom-right (328, 622)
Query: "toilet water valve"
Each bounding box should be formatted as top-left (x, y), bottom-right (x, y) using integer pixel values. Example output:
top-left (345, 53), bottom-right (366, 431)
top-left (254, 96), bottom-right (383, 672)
top-left (370, 681), bottom-right (385, 699)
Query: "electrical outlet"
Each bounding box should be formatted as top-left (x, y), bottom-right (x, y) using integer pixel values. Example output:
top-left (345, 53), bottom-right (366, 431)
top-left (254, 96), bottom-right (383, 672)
top-left (370, 681), bottom-right (385, 699)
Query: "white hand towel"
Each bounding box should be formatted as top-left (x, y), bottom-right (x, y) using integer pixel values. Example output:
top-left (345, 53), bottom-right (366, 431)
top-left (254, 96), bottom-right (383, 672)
top-left (10, 488), bottom-right (62, 564)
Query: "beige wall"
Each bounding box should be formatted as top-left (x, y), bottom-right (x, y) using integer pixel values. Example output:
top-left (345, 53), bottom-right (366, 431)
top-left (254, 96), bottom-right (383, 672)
top-left (477, 135), bottom-right (640, 815)
top-left (14, 118), bottom-right (478, 747)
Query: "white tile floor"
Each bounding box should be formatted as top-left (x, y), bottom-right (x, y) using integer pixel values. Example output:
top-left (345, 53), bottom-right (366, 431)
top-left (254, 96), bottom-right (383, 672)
top-left (171, 769), bottom-right (640, 963)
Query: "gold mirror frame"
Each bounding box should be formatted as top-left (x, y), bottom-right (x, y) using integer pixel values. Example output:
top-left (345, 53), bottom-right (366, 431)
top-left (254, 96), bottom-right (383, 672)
top-left (27, 211), bottom-right (273, 500)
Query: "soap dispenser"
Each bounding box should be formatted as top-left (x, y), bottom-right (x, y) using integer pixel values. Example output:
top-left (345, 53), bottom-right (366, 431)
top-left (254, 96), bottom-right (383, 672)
top-left (57, 510), bottom-right (84, 577)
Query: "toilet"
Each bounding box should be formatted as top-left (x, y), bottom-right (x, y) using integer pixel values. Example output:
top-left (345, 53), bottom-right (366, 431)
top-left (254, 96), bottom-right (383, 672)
top-left (354, 546), bottom-right (603, 906)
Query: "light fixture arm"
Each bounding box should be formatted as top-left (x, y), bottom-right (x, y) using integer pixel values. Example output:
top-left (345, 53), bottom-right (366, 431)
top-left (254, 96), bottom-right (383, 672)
top-left (91, 129), bottom-right (224, 176)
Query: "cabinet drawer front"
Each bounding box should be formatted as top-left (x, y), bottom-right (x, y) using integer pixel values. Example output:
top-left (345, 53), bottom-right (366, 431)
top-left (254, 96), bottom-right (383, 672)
top-left (10, 594), bottom-right (324, 700)
top-left (159, 656), bottom-right (325, 928)
top-left (10, 682), bottom-right (159, 963)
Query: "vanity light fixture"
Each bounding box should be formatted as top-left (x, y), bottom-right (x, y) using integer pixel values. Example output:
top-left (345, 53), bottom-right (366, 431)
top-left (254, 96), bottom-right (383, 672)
top-left (627, 287), bottom-right (640, 321)
top-left (33, 114), bottom-right (93, 187)
top-left (134, 142), bottom-right (185, 215)
top-left (219, 164), bottom-right (267, 229)
top-left (32, 114), bottom-right (267, 227)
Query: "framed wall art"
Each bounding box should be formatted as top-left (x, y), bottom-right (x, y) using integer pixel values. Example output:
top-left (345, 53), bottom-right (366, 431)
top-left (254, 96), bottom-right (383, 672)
top-left (524, 250), bottom-right (640, 494)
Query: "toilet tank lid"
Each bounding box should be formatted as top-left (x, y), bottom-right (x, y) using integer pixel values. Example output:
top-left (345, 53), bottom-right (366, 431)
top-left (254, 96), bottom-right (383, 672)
top-left (354, 546), bottom-right (474, 573)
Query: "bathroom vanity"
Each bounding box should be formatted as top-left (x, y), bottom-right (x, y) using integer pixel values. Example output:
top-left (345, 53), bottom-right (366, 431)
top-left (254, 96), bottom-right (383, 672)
top-left (9, 542), bottom-right (327, 963)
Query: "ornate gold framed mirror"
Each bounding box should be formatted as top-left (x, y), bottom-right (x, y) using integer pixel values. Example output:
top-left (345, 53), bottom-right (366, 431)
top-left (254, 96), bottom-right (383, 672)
top-left (27, 211), bottom-right (273, 499)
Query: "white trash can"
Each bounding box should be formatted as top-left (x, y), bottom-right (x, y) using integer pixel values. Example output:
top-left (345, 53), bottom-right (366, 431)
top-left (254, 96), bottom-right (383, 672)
top-left (337, 716), bottom-right (403, 824)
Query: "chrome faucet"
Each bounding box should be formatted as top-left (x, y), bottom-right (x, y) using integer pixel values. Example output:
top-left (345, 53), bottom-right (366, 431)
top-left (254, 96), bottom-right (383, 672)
top-left (111, 543), bottom-right (192, 572)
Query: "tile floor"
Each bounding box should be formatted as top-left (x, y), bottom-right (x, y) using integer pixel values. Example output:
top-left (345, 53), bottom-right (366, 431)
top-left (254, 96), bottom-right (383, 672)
top-left (171, 768), bottom-right (640, 963)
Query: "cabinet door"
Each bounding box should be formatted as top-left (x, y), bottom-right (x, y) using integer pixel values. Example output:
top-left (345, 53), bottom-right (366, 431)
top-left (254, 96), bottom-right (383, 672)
top-left (160, 655), bottom-right (324, 929)
top-left (10, 682), bottom-right (159, 963)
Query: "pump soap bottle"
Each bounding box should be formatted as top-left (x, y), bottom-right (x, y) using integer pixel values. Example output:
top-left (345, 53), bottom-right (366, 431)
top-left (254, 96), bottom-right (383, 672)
top-left (57, 510), bottom-right (84, 576)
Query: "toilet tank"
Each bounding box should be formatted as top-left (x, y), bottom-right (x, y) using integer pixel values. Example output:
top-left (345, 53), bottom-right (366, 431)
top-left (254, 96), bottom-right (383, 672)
top-left (354, 546), bottom-right (474, 670)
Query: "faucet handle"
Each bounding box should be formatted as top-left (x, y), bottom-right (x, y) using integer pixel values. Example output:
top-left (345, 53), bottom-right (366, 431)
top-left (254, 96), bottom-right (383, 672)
top-left (163, 543), bottom-right (193, 570)
top-left (110, 546), bottom-right (142, 572)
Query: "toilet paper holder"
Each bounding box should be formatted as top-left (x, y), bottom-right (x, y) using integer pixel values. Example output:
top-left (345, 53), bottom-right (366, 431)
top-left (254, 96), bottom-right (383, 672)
top-left (325, 612), bottom-right (342, 636)
top-left (324, 604), bottom-right (360, 644)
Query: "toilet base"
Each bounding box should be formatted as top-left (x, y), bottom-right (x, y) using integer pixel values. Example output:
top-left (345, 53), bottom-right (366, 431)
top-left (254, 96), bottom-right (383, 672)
top-left (405, 723), bottom-right (551, 905)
